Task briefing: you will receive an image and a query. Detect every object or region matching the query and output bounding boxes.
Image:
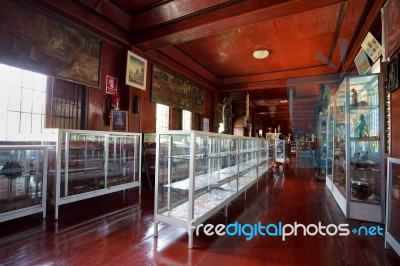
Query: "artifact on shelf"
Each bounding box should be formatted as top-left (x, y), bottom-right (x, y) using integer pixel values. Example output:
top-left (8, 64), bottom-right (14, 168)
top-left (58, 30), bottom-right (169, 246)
top-left (351, 88), bottom-right (358, 107)
top-left (351, 180), bottom-right (372, 200)
top-left (354, 114), bottom-right (369, 138)
top-left (0, 161), bottom-right (24, 177)
top-left (352, 150), bottom-right (375, 168)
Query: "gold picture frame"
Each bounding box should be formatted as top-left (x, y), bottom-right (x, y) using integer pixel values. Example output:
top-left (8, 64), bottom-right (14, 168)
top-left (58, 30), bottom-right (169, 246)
top-left (110, 110), bottom-right (128, 132)
top-left (125, 50), bottom-right (147, 90)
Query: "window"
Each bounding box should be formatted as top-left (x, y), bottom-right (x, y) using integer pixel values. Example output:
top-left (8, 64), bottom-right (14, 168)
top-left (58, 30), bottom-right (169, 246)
top-left (46, 78), bottom-right (86, 129)
top-left (182, 110), bottom-right (192, 130)
top-left (0, 63), bottom-right (86, 141)
top-left (0, 63), bottom-right (47, 140)
top-left (156, 104), bottom-right (169, 131)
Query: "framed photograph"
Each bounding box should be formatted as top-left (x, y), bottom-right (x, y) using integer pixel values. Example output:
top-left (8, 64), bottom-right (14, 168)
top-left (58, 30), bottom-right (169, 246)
top-left (361, 32), bottom-right (382, 63)
top-left (354, 48), bottom-right (371, 75)
top-left (387, 54), bottom-right (399, 93)
top-left (110, 110), bottom-right (128, 132)
top-left (125, 51), bottom-right (147, 90)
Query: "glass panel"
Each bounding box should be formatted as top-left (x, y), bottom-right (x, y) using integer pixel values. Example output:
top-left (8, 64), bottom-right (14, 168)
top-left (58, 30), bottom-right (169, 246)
top-left (317, 116), bottom-right (329, 178)
top-left (0, 148), bottom-right (44, 214)
top-left (389, 162), bottom-right (400, 243)
top-left (107, 135), bottom-right (139, 187)
top-left (7, 86), bottom-right (21, 112)
top-left (332, 83), bottom-right (346, 197)
top-left (32, 90), bottom-right (45, 114)
top-left (21, 88), bottom-right (33, 113)
top-left (7, 112), bottom-right (20, 133)
top-left (238, 139), bottom-right (257, 188)
top-left (60, 133), bottom-right (105, 197)
top-left (326, 103), bottom-right (335, 180)
top-left (20, 113), bottom-right (32, 134)
top-left (258, 139), bottom-right (268, 175)
top-left (156, 133), bottom-right (190, 222)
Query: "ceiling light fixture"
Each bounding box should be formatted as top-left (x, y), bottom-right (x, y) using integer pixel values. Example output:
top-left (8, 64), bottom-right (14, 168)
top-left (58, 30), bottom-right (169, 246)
top-left (253, 49), bottom-right (269, 59)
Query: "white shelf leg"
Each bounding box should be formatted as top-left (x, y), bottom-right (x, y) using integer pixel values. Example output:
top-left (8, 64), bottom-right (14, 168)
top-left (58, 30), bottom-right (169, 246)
top-left (154, 220), bottom-right (159, 237)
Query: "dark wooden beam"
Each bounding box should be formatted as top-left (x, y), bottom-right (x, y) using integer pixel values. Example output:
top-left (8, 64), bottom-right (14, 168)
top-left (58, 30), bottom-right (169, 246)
top-left (133, 0), bottom-right (345, 50)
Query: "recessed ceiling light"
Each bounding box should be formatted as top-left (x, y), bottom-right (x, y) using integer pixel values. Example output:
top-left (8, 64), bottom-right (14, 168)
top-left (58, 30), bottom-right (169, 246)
top-left (253, 49), bottom-right (269, 59)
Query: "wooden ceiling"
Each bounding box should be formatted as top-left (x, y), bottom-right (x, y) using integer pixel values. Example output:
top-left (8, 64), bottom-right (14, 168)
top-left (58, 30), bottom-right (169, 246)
top-left (29, 0), bottom-right (385, 125)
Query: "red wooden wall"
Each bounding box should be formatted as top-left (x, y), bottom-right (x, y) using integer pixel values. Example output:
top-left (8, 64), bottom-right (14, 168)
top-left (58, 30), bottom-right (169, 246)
top-left (391, 89), bottom-right (400, 158)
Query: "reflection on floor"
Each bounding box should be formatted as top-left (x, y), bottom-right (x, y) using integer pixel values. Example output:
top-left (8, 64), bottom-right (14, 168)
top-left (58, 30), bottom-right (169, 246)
top-left (0, 166), bottom-right (399, 265)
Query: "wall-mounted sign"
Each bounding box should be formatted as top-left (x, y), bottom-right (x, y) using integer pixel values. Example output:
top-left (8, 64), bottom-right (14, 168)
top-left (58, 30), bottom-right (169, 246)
top-left (106, 75), bottom-right (118, 94)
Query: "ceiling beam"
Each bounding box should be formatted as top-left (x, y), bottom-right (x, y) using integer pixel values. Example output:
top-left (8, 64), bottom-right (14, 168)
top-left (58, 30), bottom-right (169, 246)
top-left (133, 0), bottom-right (345, 50)
top-left (218, 65), bottom-right (339, 85)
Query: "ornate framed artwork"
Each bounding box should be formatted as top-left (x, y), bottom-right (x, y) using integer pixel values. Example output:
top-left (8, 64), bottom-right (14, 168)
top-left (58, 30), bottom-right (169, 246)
top-left (125, 51), bottom-right (147, 90)
top-left (151, 65), bottom-right (205, 114)
top-left (0, 0), bottom-right (101, 87)
top-left (110, 110), bottom-right (128, 132)
top-left (382, 0), bottom-right (400, 61)
top-left (387, 54), bottom-right (399, 93)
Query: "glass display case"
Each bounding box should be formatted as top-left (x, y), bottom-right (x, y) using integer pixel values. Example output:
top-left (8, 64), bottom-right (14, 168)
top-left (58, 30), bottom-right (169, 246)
top-left (0, 145), bottom-right (48, 222)
top-left (275, 139), bottom-right (289, 163)
top-left (153, 131), bottom-right (272, 248)
top-left (296, 141), bottom-right (315, 168)
top-left (326, 74), bottom-right (384, 223)
top-left (385, 157), bottom-right (400, 256)
top-left (45, 129), bottom-right (141, 219)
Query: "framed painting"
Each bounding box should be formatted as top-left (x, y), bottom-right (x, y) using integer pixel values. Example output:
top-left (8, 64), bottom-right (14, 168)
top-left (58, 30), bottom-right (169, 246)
top-left (382, 0), bottom-right (400, 61)
top-left (125, 51), bottom-right (147, 90)
top-left (0, 0), bottom-right (101, 87)
top-left (151, 65), bottom-right (205, 114)
top-left (387, 54), bottom-right (399, 93)
top-left (110, 110), bottom-right (128, 132)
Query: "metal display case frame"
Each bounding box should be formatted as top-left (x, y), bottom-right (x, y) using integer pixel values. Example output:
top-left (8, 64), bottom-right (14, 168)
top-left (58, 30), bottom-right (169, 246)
top-left (153, 130), bottom-right (273, 248)
top-left (0, 145), bottom-right (48, 222)
top-left (326, 74), bottom-right (385, 223)
top-left (316, 115), bottom-right (329, 180)
top-left (45, 129), bottom-right (141, 220)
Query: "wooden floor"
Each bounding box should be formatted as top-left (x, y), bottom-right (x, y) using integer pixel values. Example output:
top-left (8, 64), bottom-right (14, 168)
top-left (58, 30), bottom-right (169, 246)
top-left (1, 165), bottom-right (400, 265)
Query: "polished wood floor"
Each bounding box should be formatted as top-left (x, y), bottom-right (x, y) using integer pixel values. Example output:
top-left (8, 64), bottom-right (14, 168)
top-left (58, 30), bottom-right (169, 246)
top-left (1, 165), bottom-right (400, 265)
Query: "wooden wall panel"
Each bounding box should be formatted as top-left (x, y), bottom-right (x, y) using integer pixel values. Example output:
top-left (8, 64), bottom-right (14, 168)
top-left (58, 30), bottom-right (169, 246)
top-left (203, 89), bottom-right (214, 132)
top-left (391, 89), bottom-right (400, 158)
top-left (87, 40), bottom-right (127, 131)
top-left (139, 62), bottom-right (156, 133)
